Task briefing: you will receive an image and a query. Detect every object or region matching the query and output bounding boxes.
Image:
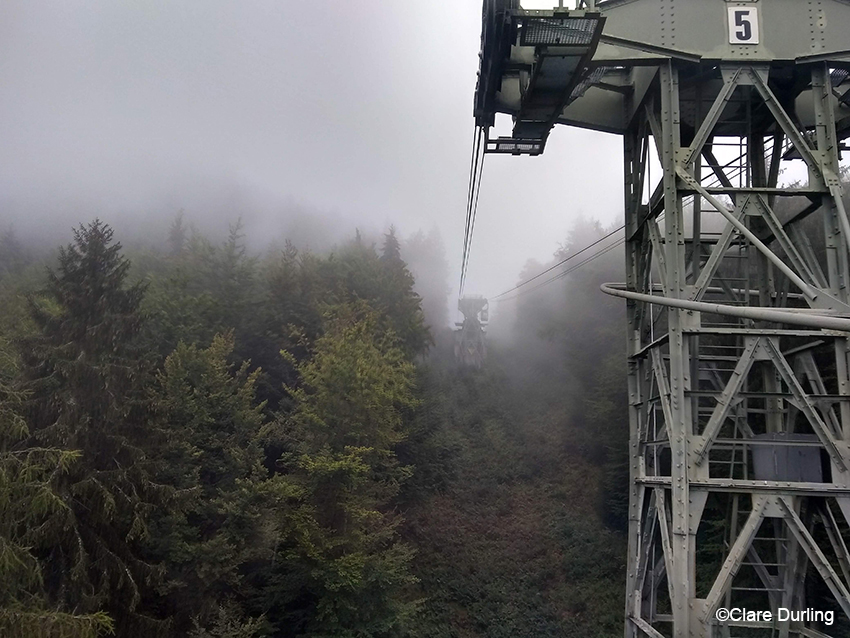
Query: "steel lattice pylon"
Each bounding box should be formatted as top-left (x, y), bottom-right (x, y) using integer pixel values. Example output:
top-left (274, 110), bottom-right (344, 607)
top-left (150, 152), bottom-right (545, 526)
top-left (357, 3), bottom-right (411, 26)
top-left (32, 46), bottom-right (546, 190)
top-left (618, 61), bottom-right (850, 638)
top-left (474, 1), bottom-right (850, 636)
top-left (455, 296), bottom-right (488, 369)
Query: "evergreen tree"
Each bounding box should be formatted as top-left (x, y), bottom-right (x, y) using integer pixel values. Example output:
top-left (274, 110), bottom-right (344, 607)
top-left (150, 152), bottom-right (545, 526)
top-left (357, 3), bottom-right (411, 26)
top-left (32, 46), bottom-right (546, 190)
top-left (379, 228), bottom-right (431, 356)
top-left (142, 269), bottom-right (220, 360)
top-left (217, 219), bottom-right (256, 331)
top-left (146, 218), bottom-right (261, 366)
top-left (253, 242), bottom-right (325, 409)
top-left (148, 333), bottom-right (269, 634)
top-left (188, 602), bottom-right (266, 638)
top-left (263, 303), bottom-right (419, 636)
top-left (0, 335), bottom-right (115, 638)
top-left (168, 211), bottom-right (187, 258)
top-left (19, 220), bottom-right (165, 635)
top-left (380, 226), bottom-right (402, 264)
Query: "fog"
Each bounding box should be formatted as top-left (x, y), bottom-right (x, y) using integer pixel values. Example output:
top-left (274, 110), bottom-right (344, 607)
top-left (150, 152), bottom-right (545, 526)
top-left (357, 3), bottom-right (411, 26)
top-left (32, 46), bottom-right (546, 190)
top-left (0, 1), bottom-right (624, 325)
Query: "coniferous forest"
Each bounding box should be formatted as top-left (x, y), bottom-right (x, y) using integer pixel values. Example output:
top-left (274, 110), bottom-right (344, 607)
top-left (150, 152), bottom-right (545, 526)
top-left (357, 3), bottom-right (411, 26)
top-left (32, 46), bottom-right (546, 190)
top-left (0, 214), bottom-right (628, 638)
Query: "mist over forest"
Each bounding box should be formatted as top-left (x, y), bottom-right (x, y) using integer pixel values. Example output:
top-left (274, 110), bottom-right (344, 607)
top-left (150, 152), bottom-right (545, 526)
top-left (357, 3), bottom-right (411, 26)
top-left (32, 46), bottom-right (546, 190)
top-left (9, 0), bottom-right (850, 635)
top-left (0, 2), bottom-right (690, 637)
top-left (0, 203), bottom-right (633, 636)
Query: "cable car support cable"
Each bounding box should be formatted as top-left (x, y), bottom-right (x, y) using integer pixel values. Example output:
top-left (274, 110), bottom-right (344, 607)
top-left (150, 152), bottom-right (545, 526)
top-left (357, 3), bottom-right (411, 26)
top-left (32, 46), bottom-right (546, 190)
top-left (490, 224), bottom-right (625, 301)
top-left (460, 126), bottom-right (486, 296)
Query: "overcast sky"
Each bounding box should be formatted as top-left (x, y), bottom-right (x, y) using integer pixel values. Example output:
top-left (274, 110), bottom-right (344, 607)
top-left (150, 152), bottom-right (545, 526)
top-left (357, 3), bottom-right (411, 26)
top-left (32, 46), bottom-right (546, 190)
top-left (0, 0), bottom-right (624, 309)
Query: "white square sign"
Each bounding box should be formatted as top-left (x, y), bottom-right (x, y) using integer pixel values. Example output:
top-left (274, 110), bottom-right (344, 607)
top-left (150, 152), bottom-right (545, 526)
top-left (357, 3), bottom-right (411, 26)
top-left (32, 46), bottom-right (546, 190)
top-left (728, 6), bottom-right (760, 45)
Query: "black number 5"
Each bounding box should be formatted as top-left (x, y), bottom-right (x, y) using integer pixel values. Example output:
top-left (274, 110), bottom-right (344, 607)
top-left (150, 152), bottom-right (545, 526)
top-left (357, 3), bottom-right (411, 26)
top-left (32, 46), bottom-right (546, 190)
top-left (734, 10), bottom-right (753, 41)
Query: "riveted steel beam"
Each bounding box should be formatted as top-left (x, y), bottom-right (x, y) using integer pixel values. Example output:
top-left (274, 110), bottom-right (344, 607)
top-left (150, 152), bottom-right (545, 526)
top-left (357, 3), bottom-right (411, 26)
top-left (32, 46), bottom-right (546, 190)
top-left (779, 497), bottom-right (850, 619)
top-left (701, 497), bottom-right (769, 622)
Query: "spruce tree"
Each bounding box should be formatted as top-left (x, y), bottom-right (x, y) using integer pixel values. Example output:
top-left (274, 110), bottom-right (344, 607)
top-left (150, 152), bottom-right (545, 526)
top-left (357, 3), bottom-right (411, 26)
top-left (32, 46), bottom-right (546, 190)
top-left (20, 220), bottom-right (165, 635)
top-left (380, 226), bottom-right (402, 264)
top-left (0, 334), bottom-right (115, 638)
top-left (379, 228), bottom-right (431, 356)
top-left (168, 211), bottom-right (187, 258)
top-left (263, 303), bottom-right (419, 636)
top-left (148, 332), bottom-right (268, 634)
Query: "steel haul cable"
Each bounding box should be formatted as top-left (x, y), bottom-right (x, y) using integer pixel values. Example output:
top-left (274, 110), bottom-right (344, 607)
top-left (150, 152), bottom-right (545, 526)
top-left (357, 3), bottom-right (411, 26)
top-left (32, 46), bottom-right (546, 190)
top-left (490, 225), bottom-right (625, 301)
top-left (495, 236), bottom-right (625, 303)
top-left (460, 126), bottom-right (486, 297)
top-left (464, 135), bottom-right (485, 294)
top-left (460, 127), bottom-right (480, 292)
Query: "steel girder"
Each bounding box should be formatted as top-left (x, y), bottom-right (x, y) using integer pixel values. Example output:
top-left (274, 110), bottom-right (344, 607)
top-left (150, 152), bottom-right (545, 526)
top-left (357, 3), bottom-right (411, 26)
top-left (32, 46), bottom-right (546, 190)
top-left (623, 61), bottom-right (850, 638)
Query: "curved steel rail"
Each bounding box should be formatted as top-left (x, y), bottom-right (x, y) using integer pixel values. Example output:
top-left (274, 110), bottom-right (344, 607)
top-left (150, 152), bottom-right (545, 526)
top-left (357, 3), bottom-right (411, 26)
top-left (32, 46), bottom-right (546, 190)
top-left (600, 283), bottom-right (850, 332)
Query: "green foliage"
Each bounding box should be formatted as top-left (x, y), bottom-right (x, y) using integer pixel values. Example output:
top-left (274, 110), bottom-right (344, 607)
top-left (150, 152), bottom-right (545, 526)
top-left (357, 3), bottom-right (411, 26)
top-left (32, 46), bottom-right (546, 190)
top-left (145, 220), bottom-right (257, 351)
top-left (188, 602), bottom-right (266, 638)
top-left (507, 218), bottom-right (629, 528)
top-left (378, 228), bottom-right (432, 357)
top-left (0, 213), bottom-right (635, 638)
top-left (142, 269), bottom-right (220, 360)
top-left (168, 211), bottom-right (188, 258)
top-left (263, 241), bottom-right (323, 342)
top-left (148, 332), bottom-right (268, 633)
top-left (211, 220), bottom-right (258, 332)
top-left (260, 303), bottom-right (420, 637)
top-left (18, 220), bottom-right (164, 634)
top-left (263, 232), bottom-right (431, 363)
top-left (153, 332), bottom-right (265, 494)
top-left (253, 233), bottom-right (430, 410)
top-left (395, 364), bottom-right (458, 504)
top-left (403, 349), bottom-right (625, 638)
top-left (0, 333), bottom-right (115, 637)
top-left (0, 610), bottom-right (114, 638)
top-left (284, 303), bottom-right (417, 453)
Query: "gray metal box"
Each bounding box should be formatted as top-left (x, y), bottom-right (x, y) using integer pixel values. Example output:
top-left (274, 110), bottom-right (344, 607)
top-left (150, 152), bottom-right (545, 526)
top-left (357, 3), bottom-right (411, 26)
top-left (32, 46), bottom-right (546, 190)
top-left (751, 433), bottom-right (823, 483)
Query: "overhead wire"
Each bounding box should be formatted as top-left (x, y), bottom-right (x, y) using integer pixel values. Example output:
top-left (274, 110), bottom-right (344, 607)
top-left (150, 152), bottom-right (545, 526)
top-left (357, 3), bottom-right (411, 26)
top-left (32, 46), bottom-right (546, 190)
top-left (460, 126), bottom-right (486, 296)
top-left (460, 127), bottom-right (480, 292)
top-left (464, 132), bottom-right (485, 294)
top-left (490, 224), bottom-right (625, 300)
top-left (495, 235), bottom-right (626, 303)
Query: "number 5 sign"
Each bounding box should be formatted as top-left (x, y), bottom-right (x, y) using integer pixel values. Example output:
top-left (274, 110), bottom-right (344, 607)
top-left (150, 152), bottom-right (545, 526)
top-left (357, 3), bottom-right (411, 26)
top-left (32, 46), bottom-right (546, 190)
top-left (728, 6), bottom-right (760, 44)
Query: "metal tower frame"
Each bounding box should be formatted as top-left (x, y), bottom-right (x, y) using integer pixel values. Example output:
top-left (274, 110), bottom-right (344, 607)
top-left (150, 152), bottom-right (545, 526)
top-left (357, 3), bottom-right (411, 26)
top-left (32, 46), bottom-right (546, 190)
top-left (474, 1), bottom-right (850, 636)
top-left (616, 60), bottom-right (850, 638)
top-left (455, 296), bottom-right (489, 368)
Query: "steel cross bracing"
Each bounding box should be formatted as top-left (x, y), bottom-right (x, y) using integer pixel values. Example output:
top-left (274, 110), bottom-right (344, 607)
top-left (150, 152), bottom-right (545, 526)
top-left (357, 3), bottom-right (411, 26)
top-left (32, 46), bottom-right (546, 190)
top-left (472, 1), bottom-right (850, 636)
top-left (621, 62), bottom-right (850, 638)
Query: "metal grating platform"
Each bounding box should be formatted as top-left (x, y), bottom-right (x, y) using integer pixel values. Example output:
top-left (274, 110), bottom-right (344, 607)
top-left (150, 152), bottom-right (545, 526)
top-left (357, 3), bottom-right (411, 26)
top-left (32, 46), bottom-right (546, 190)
top-left (520, 17), bottom-right (597, 47)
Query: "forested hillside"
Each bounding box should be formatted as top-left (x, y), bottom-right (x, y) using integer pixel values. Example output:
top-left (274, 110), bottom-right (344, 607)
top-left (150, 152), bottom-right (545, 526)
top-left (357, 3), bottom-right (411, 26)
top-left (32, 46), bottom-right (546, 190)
top-left (0, 215), bottom-right (629, 637)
